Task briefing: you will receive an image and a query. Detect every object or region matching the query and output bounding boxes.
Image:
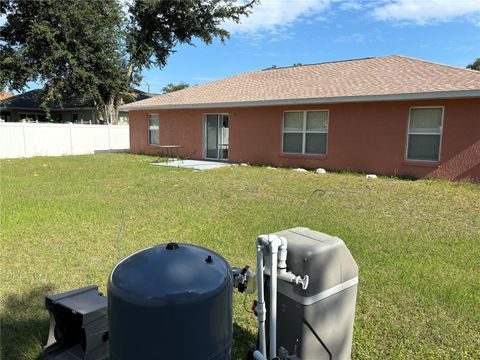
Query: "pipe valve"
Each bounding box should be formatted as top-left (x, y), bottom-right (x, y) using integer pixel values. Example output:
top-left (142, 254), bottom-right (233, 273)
top-left (294, 275), bottom-right (309, 290)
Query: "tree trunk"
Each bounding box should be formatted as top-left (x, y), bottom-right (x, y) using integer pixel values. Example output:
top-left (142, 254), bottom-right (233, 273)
top-left (97, 57), bottom-right (136, 125)
top-left (104, 95), bottom-right (117, 125)
top-left (127, 60), bottom-right (135, 84)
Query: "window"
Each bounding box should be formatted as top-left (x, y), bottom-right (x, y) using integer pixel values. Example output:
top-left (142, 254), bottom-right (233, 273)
top-left (407, 107), bottom-right (443, 161)
top-left (148, 114), bottom-right (160, 145)
top-left (283, 111), bottom-right (328, 155)
top-left (72, 114), bottom-right (79, 122)
top-left (118, 111), bottom-right (129, 125)
top-left (18, 113), bottom-right (37, 122)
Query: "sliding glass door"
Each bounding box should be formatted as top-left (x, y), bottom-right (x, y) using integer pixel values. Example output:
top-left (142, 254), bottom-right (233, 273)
top-left (204, 114), bottom-right (229, 160)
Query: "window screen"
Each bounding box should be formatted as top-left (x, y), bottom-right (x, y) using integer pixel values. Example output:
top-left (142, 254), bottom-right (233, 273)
top-left (148, 114), bottom-right (160, 145)
top-left (407, 108), bottom-right (443, 161)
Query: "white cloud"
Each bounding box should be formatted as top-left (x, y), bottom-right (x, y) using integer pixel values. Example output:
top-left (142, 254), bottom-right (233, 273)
top-left (224, 0), bottom-right (332, 35)
top-left (338, 1), bottom-right (363, 11)
top-left (372, 0), bottom-right (480, 26)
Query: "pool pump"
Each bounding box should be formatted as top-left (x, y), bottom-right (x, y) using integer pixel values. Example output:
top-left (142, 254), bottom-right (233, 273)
top-left (43, 227), bottom-right (358, 360)
top-left (254, 227), bottom-right (358, 360)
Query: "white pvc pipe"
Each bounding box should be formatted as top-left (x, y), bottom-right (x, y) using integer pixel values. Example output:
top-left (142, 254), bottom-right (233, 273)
top-left (256, 238), bottom-right (267, 357)
top-left (269, 246), bottom-right (278, 360)
top-left (278, 237), bottom-right (288, 270)
top-left (265, 235), bottom-right (282, 360)
top-left (278, 269), bottom-right (296, 282)
top-left (253, 350), bottom-right (268, 360)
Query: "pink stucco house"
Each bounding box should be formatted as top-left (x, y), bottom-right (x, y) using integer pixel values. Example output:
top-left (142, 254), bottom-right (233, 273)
top-left (120, 55), bottom-right (480, 182)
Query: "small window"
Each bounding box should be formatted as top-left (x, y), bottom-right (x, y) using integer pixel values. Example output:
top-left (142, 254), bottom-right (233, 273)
top-left (18, 113), bottom-right (37, 122)
top-left (118, 112), bottom-right (129, 125)
top-left (148, 114), bottom-right (160, 145)
top-left (283, 111), bottom-right (328, 155)
top-left (407, 107), bottom-right (443, 161)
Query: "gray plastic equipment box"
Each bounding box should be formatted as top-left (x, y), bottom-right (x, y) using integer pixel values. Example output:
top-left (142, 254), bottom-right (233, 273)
top-left (43, 285), bottom-right (109, 360)
top-left (267, 227), bottom-right (358, 360)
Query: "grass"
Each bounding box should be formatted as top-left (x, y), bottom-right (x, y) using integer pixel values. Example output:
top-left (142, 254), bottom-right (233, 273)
top-left (1, 153), bottom-right (479, 359)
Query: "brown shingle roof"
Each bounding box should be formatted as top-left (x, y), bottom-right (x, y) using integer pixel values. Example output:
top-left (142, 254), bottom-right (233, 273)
top-left (121, 55), bottom-right (480, 110)
top-left (0, 91), bottom-right (14, 101)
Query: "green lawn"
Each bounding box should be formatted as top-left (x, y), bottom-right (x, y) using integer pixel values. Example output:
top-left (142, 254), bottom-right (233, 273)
top-left (1, 153), bottom-right (479, 359)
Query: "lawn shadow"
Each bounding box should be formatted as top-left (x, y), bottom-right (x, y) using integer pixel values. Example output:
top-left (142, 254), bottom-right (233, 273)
top-left (1, 284), bottom-right (54, 360)
top-left (232, 321), bottom-right (256, 360)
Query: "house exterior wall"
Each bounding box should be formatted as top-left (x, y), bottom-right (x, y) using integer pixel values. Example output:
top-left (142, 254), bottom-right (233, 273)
top-left (128, 98), bottom-right (480, 182)
top-left (61, 110), bottom-right (96, 123)
top-left (4, 109), bottom-right (96, 123)
top-left (9, 109), bottom-right (45, 121)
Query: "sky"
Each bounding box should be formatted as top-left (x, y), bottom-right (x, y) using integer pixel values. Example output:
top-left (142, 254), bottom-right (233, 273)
top-left (4, 0), bottom-right (480, 94)
top-left (138, 0), bottom-right (480, 94)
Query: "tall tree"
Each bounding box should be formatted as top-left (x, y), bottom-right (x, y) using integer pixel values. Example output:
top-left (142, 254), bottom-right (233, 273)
top-left (0, 0), bottom-right (256, 123)
top-left (467, 58), bottom-right (480, 71)
top-left (0, 0), bottom-right (127, 123)
top-left (162, 82), bottom-right (190, 93)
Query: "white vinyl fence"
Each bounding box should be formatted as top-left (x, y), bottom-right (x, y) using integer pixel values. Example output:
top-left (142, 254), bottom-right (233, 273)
top-left (0, 122), bottom-right (130, 159)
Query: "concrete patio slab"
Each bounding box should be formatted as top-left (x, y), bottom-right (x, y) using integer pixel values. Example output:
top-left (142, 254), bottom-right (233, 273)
top-left (151, 159), bottom-right (237, 171)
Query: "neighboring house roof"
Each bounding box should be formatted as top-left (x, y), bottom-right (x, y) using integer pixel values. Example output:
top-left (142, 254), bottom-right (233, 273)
top-left (119, 89), bottom-right (157, 109)
top-left (1, 89), bottom-right (157, 112)
top-left (0, 91), bottom-right (14, 101)
top-left (121, 55), bottom-right (480, 110)
top-left (0, 89), bottom-right (93, 111)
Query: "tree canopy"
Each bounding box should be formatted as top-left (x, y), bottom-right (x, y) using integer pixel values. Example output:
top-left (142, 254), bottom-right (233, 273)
top-left (467, 58), bottom-right (480, 71)
top-left (0, 0), bottom-right (256, 122)
top-left (162, 82), bottom-right (190, 94)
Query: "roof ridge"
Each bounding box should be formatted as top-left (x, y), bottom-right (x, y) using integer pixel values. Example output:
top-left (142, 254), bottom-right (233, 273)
top-left (136, 70), bottom-right (261, 103)
top-left (261, 56), bottom-right (378, 71)
top-left (390, 54), bottom-right (480, 74)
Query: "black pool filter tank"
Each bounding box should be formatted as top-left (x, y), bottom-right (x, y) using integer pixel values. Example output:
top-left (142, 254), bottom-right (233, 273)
top-left (108, 243), bottom-right (233, 359)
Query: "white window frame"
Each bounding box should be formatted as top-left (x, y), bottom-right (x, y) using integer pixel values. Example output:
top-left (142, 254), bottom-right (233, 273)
top-left (282, 110), bottom-right (329, 155)
top-left (148, 113), bottom-right (160, 146)
top-left (406, 106), bottom-right (444, 162)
